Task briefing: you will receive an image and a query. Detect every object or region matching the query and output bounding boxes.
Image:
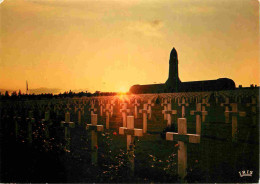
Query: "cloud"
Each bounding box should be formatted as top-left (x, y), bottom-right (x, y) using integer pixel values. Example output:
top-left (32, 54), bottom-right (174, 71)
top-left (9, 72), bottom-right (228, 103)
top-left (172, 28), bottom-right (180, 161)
top-left (128, 20), bottom-right (164, 37)
top-left (70, 88), bottom-right (90, 93)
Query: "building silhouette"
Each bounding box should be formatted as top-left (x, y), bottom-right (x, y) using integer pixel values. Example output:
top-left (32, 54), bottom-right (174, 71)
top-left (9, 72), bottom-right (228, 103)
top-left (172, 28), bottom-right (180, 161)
top-left (129, 47), bottom-right (235, 93)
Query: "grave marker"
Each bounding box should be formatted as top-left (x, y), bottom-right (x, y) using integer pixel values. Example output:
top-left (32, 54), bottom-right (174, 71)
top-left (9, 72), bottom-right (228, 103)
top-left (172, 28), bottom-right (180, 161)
top-left (221, 97), bottom-right (232, 123)
top-left (86, 114), bottom-right (104, 165)
top-left (201, 98), bottom-right (210, 122)
top-left (119, 116), bottom-right (143, 176)
top-left (190, 103), bottom-right (208, 135)
top-left (161, 99), bottom-right (168, 120)
top-left (26, 110), bottom-right (35, 144)
top-left (166, 118), bottom-right (200, 181)
top-left (99, 100), bottom-right (105, 116)
top-left (120, 103), bottom-right (131, 127)
top-left (133, 99), bottom-right (140, 119)
top-left (139, 104), bottom-right (150, 133)
top-left (225, 103), bottom-right (246, 142)
top-left (89, 101), bottom-right (97, 115)
top-left (66, 103), bottom-right (72, 112)
top-left (13, 114), bottom-right (21, 140)
top-left (109, 100), bottom-right (116, 117)
top-left (41, 110), bottom-right (53, 144)
top-left (178, 98), bottom-right (189, 117)
top-left (147, 99), bottom-right (154, 120)
top-left (162, 103), bottom-right (177, 127)
top-left (60, 111), bottom-right (75, 150)
top-left (77, 109), bottom-right (82, 126)
top-left (103, 104), bottom-right (112, 129)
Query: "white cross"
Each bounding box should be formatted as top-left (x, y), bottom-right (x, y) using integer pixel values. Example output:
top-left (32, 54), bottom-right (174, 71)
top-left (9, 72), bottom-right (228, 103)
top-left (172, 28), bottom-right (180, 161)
top-left (109, 100), bottom-right (116, 117)
top-left (225, 103), bottom-right (246, 142)
top-left (119, 116), bottom-right (143, 176)
top-left (215, 94), bottom-right (219, 104)
top-left (139, 104), bottom-right (150, 133)
top-left (178, 98), bottom-right (189, 117)
top-left (66, 103), bottom-right (72, 112)
top-left (86, 114), bottom-right (104, 131)
top-left (167, 97), bottom-right (172, 104)
top-left (119, 116), bottom-right (143, 147)
top-left (190, 103), bottom-right (208, 135)
top-left (89, 101), bottom-right (97, 115)
top-left (147, 99), bottom-right (154, 120)
top-left (201, 98), bottom-right (210, 122)
top-left (26, 110), bottom-right (35, 144)
top-left (103, 104), bottom-right (112, 129)
top-left (162, 103), bottom-right (177, 127)
top-left (99, 100), bottom-right (105, 116)
top-left (41, 110), bottom-right (52, 140)
top-left (221, 97), bottom-right (232, 123)
top-left (161, 99), bottom-right (168, 120)
top-left (86, 114), bottom-right (104, 165)
top-left (13, 115), bottom-right (21, 139)
top-left (166, 118), bottom-right (200, 181)
top-left (133, 98), bottom-right (140, 119)
top-left (120, 103), bottom-right (131, 127)
top-left (60, 111), bottom-right (75, 151)
top-left (77, 109), bottom-right (82, 126)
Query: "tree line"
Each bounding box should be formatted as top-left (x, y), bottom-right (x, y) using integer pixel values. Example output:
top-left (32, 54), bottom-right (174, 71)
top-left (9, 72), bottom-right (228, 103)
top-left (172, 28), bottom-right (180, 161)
top-left (0, 90), bottom-right (129, 100)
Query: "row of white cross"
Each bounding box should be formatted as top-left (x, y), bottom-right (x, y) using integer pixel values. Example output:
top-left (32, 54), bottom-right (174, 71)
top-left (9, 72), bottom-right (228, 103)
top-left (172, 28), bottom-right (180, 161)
top-left (10, 93), bottom-right (257, 145)
top-left (82, 112), bottom-right (198, 181)
top-left (7, 91), bottom-right (257, 151)
top-left (7, 93), bottom-right (257, 182)
top-left (85, 96), bottom-right (256, 130)
top-left (50, 94), bottom-right (259, 149)
top-left (9, 90), bottom-right (257, 122)
top-left (12, 93), bottom-right (255, 150)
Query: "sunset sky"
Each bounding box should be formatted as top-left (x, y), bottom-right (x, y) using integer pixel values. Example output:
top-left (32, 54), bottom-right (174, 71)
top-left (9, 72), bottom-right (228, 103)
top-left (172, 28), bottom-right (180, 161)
top-left (0, 0), bottom-right (259, 94)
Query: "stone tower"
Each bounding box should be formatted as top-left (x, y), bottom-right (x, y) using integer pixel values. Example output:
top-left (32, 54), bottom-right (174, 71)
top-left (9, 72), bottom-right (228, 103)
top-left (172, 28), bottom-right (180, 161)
top-left (165, 47), bottom-right (181, 92)
top-left (129, 47), bottom-right (235, 94)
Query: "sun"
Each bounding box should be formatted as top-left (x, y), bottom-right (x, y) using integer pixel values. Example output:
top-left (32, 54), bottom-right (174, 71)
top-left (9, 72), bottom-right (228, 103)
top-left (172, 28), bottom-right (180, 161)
top-left (118, 86), bottom-right (129, 93)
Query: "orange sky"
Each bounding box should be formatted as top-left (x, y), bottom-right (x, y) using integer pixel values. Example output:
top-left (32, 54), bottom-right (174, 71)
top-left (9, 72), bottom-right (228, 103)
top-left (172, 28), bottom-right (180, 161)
top-left (0, 0), bottom-right (259, 94)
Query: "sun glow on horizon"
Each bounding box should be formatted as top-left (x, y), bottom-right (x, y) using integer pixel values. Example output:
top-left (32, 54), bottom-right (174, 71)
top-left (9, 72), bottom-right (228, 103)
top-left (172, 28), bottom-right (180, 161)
top-left (117, 86), bottom-right (129, 93)
top-left (117, 93), bottom-right (132, 103)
